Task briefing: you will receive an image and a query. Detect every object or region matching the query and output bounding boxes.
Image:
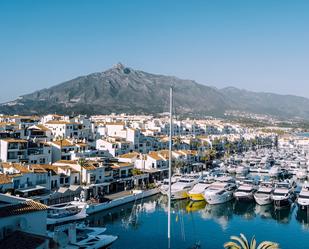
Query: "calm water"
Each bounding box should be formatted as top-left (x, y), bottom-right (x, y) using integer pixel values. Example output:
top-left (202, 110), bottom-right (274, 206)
top-left (86, 195), bottom-right (309, 249)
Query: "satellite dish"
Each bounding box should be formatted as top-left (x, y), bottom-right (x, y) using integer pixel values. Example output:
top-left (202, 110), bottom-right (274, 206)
top-left (17, 217), bottom-right (27, 230)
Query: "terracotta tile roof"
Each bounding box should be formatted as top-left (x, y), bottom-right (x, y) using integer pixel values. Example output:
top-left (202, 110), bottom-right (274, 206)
top-left (148, 152), bottom-right (162, 161)
top-left (45, 120), bottom-right (70, 125)
top-left (0, 138), bottom-right (27, 143)
top-left (29, 165), bottom-right (47, 173)
top-left (0, 174), bottom-right (12, 185)
top-left (0, 200), bottom-right (47, 218)
top-left (112, 162), bottom-right (134, 168)
top-left (81, 164), bottom-right (96, 170)
top-left (105, 122), bottom-right (125, 126)
top-left (118, 152), bottom-right (139, 159)
top-left (35, 164), bottom-right (58, 175)
top-left (56, 160), bottom-right (77, 164)
top-left (1, 163), bottom-right (31, 174)
top-left (33, 124), bottom-right (51, 132)
top-left (51, 139), bottom-right (74, 147)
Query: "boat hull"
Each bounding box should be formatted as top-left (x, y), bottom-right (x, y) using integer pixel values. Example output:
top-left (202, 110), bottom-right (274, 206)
top-left (188, 193), bottom-right (205, 201)
top-left (171, 190), bottom-right (189, 200)
top-left (273, 198), bottom-right (292, 208)
top-left (254, 195), bottom-right (272, 206)
top-left (204, 191), bottom-right (234, 205)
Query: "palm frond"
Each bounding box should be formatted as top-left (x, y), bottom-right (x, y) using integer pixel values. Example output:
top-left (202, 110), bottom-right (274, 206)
top-left (224, 241), bottom-right (241, 249)
top-left (257, 241), bottom-right (279, 249)
top-left (250, 236), bottom-right (256, 249)
top-left (230, 235), bottom-right (248, 249)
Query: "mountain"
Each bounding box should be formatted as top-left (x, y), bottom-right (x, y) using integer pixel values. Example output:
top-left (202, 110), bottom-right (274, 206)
top-left (1, 63), bottom-right (309, 119)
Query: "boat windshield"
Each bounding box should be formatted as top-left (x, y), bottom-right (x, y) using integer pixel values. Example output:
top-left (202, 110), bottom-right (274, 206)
top-left (299, 195), bottom-right (309, 199)
top-left (178, 179), bottom-right (193, 183)
top-left (237, 189), bottom-right (253, 193)
top-left (257, 190), bottom-right (271, 194)
top-left (273, 192), bottom-right (287, 196)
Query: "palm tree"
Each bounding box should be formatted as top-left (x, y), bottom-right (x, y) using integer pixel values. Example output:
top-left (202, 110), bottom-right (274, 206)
top-left (224, 233), bottom-right (279, 249)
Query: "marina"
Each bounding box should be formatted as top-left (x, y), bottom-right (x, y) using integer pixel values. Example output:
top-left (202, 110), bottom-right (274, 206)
top-left (85, 195), bottom-right (309, 249)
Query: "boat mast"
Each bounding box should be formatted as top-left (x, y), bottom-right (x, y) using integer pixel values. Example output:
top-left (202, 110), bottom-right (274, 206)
top-left (168, 87), bottom-right (173, 248)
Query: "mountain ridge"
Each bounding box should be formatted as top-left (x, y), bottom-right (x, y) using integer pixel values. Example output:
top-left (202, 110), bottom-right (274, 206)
top-left (1, 63), bottom-right (309, 119)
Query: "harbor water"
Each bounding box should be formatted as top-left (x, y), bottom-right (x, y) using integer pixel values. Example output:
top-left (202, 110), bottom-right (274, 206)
top-left (86, 195), bottom-right (309, 249)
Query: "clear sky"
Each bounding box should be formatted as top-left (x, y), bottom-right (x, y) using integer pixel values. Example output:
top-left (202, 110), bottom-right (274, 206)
top-left (1, 0), bottom-right (309, 102)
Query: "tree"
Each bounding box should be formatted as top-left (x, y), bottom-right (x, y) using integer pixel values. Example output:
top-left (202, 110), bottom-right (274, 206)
top-left (224, 233), bottom-right (279, 249)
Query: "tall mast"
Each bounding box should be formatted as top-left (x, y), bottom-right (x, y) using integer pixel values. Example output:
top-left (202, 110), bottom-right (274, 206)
top-left (168, 87), bottom-right (173, 248)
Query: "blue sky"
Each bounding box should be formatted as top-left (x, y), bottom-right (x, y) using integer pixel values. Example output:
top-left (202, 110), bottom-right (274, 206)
top-left (0, 0), bottom-right (309, 102)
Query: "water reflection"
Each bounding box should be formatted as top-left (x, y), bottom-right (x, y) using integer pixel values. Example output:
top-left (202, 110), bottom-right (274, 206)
top-left (85, 195), bottom-right (309, 249)
top-left (296, 208), bottom-right (309, 230)
top-left (86, 196), bottom-right (307, 230)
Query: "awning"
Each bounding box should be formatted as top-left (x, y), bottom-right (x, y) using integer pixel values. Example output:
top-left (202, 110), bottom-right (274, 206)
top-left (89, 182), bottom-right (110, 187)
top-left (17, 185), bottom-right (46, 193)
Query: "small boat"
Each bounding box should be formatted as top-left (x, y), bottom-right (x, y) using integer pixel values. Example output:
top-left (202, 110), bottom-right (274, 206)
top-left (47, 203), bottom-right (88, 225)
top-left (297, 183), bottom-right (309, 211)
top-left (254, 181), bottom-right (274, 205)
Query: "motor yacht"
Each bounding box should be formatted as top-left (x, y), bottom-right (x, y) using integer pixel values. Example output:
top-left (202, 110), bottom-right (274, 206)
top-left (159, 174), bottom-right (182, 194)
top-left (272, 181), bottom-right (295, 208)
top-left (47, 203), bottom-right (88, 225)
top-left (188, 177), bottom-right (214, 201)
top-left (235, 165), bottom-right (249, 175)
top-left (234, 182), bottom-right (257, 202)
top-left (269, 166), bottom-right (283, 177)
top-left (254, 181), bottom-right (274, 205)
top-left (203, 179), bottom-right (237, 205)
top-left (170, 174), bottom-right (202, 200)
top-left (296, 169), bottom-right (308, 180)
top-left (297, 183), bottom-right (309, 211)
top-left (50, 223), bottom-right (118, 249)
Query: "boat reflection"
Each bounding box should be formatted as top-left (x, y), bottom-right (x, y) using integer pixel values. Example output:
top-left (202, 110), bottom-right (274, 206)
top-left (186, 201), bottom-right (206, 212)
top-left (85, 195), bottom-right (308, 233)
top-left (233, 201), bottom-right (256, 220)
top-left (296, 208), bottom-right (309, 230)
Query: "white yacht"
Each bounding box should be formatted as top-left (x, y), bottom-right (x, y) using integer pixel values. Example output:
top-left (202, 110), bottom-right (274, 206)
top-left (188, 177), bottom-right (214, 201)
top-left (203, 178), bottom-right (237, 205)
top-left (170, 174), bottom-right (202, 200)
top-left (47, 203), bottom-right (88, 225)
top-left (272, 181), bottom-right (295, 208)
top-left (254, 182), bottom-right (274, 205)
top-left (297, 183), bottom-right (309, 211)
top-left (296, 169), bottom-right (308, 180)
top-left (159, 173), bottom-right (182, 194)
top-left (235, 165), bottom-right (249, 175)
top-left (234, 182), bottom-right (257, 202)
top-left (50, 223), bottom-right (118, 249)
top-left (226, 165), bottom-right (237, 174)
top-left (269, 166), bottom-right (282, 177)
